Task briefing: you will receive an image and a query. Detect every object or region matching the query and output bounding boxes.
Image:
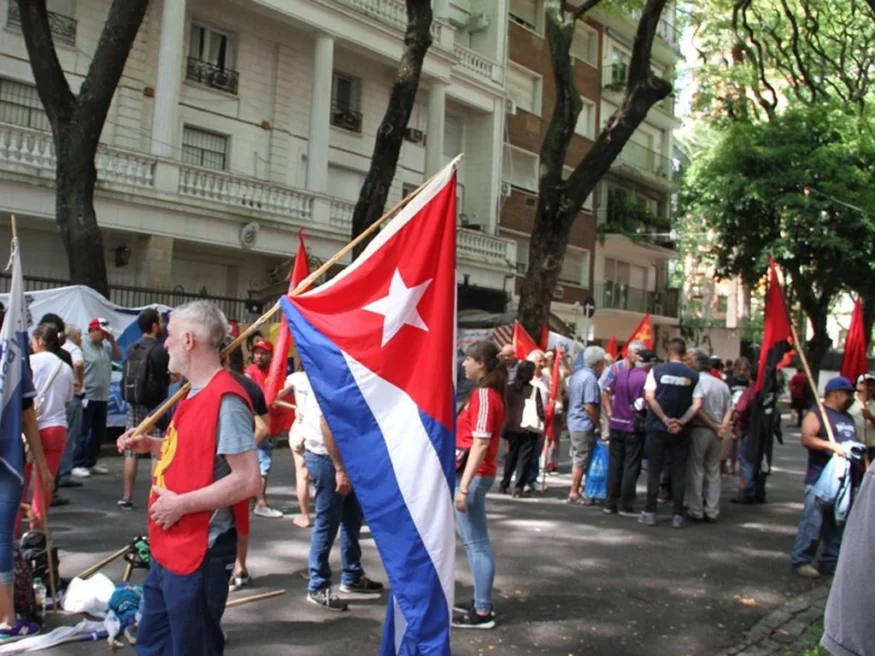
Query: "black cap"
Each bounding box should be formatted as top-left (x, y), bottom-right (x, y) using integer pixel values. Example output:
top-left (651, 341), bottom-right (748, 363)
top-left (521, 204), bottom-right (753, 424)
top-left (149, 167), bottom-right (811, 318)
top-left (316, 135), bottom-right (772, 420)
top-left (638, 349), bottom-right (658, 364)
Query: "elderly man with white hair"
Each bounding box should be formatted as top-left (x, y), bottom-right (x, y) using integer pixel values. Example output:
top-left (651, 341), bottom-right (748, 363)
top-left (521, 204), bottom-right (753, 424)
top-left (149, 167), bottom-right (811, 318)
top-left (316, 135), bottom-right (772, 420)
top-left (566, 346), bottom-right (606, 504)
top-left (118, 301), bottom-right (262, 655)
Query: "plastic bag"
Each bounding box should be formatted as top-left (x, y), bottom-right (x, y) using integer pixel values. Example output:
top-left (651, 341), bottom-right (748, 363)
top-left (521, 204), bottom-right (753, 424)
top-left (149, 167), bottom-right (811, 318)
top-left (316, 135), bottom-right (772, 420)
top-left (584, 439), bottom-right (608, 501)
top-left (62, 573), bottom-right (116, 617)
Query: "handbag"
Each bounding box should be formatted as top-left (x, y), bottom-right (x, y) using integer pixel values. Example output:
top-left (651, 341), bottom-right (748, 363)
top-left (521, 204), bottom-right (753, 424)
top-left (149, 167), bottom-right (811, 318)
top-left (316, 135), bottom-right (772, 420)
top-left (23, 359), bottom-right (64, 463)
top-left (520, 386), bottom-right (545, 434)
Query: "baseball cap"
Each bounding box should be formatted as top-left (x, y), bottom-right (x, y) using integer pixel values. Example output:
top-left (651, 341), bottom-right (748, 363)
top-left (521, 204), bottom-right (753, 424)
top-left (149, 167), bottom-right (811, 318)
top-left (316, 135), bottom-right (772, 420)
top-left (857, 373), bottom-right (875, 385)
top-left (825, 376), bottom-right (854, 394)
top-left (88, 317), bottom-right (113, 334)
top-left (252, 339), bottom-right (273, 353)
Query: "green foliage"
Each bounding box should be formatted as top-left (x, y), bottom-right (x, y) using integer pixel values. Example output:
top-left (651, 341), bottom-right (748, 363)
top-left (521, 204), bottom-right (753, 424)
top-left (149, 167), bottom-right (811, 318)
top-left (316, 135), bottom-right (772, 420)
top-left (681, 103), bottom-right (875, 297)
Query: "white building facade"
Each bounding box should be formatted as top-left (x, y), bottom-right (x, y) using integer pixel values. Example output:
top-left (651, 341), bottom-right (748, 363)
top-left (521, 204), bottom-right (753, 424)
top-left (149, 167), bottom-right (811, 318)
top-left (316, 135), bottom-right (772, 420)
top-left (0, 0), bottom-right (517, 319)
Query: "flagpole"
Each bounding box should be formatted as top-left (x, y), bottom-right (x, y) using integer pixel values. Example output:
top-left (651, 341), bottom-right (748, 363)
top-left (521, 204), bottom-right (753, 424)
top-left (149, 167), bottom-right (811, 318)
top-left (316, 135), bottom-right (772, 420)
top-left (131, 164), bottom-right (452, 437)
top-left (786, 299), bottom-right (835, 443)
top-left (10, 214), bottom-right (16, 240)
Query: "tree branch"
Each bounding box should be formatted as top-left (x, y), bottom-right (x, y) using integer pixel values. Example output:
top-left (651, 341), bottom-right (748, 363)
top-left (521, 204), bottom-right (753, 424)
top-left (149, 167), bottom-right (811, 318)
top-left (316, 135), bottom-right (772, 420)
top-left (732, 0), bottom-right (778, 117)
top-left (571, 0), bottom-right (604, 22)
top-left (75, 0), bottom-right (150, 147)
top-left (16, 0), bottom-right (75, 129)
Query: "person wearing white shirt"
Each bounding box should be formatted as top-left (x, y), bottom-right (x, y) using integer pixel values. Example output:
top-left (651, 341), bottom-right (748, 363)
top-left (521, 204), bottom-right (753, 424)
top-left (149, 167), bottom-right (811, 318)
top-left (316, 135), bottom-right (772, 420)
top-left (278, 370), bottom-right (316, 528)
top-left (26, 323), bottom-right (75, 530)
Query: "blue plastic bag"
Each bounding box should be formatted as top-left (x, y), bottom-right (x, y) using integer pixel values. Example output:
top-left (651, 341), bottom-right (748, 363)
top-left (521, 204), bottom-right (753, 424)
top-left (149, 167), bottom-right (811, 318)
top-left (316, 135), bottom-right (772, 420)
top-left (584, 439), bottom-right (608, 501)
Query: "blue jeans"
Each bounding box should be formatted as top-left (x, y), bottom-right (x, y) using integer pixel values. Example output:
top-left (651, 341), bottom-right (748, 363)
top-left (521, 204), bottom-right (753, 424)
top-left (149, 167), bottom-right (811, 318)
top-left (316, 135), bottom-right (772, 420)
top-left (304, 451), bottom-right (364, 593)
top-left (137, 528), bottom-right (237, 656)
top-left (257, 439), bottom-right (272, 477)
top-left (455, 474), bottom-right (495, 613)
top-left (791, 485), bottom-right (845, 573)
top-left (73, 399), bottom-right (107, 469)
top-left (739, 434), bottom-right (766, 502)
top-left (0, 468), bottom-right (23, 584)
top-left (57, 395), bottom-right (83, 484)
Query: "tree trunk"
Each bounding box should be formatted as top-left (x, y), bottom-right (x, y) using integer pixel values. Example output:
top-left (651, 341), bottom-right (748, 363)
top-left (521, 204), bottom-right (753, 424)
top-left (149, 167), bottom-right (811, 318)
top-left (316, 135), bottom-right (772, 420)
top-left (793, 275), bottom-right (833, 381)
top-left (17, 0), bottom-right (149, 296)
top-left (517, 0), bottom-right (671, 335)
top-left (55, 130), bottom-right (108, 297)
top-left (350, 0), bottom-right (432, 258)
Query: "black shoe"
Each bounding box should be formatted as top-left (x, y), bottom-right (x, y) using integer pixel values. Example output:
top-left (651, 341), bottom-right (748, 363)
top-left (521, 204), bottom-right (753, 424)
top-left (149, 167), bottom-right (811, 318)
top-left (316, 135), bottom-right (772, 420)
top-left (618, 507), bottom-right (638, 518)
top-left (452, 608), bottom-right (496, 630)
top-left (58, 479), bottom-right (83, 488)
top-left (453, 599), bottom-right (496, 617)
top-left (50, 495), bottom-right (70, 508)
top-left (730, 496), bottom-right (755, 505)
top-left (307, 587), bottom-right (348, 611)
top-left (603, 506), bottom-right (618, 515)
top-left (117, 499), bottom-right (134, 511)
top-left (339, 576), bottom-right (384, 594)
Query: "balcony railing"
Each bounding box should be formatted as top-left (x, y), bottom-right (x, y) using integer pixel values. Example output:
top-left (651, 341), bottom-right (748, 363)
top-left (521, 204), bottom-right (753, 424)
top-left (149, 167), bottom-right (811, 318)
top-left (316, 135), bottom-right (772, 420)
top-left (7, 2), bottom-right (77, 45)
top-left (178, 165), bottom-right (314, 222)
top-left (0, 124), bottom-right (156, 189)
top-left (331, 101), bottom-right (363, 133)
top-left (453, 44), bottom-right (503, 85)
top-left (595, 282), bottom-right (679, 318)
top-left (330, 199), bottom-right (355, 231)
top-left (596, 207), bottom-right (674, 247)
top-left (186, 58), bottom-right (239, 95)
top-left (457, 228), bottom-right (517, 266)
top-left (334, 0), bottom-right (407, 30)
top-left (615, 140), bottom-right (672, 181)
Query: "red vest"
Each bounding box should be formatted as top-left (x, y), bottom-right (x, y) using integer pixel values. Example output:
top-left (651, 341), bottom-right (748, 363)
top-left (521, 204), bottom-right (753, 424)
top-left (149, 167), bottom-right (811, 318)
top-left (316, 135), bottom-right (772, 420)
top-left (245, 363), bottom-right (295, 435)
top-left (149, 370), bottom-right (251, 575)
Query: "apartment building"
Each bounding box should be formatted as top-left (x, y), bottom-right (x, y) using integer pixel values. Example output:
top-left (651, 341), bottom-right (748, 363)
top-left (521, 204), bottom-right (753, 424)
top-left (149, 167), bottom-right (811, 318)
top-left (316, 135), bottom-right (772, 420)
top-left (0, 0), bottom-right (517, 319)
top-left (590, 3), bottom-right (682, 347)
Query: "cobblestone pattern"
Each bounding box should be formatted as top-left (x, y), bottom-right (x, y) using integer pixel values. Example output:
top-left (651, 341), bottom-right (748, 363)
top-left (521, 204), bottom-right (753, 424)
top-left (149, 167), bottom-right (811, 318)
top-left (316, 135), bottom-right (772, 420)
top-left (715, 583), bottom-right (831, 656)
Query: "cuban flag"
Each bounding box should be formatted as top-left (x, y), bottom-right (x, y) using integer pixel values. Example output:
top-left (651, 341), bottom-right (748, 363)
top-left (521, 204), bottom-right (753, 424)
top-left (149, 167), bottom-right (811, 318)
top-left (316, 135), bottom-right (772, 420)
top-left (0, 237), bottom-right (35, 483)
top-left (281, 158), bottom-right (459, 655)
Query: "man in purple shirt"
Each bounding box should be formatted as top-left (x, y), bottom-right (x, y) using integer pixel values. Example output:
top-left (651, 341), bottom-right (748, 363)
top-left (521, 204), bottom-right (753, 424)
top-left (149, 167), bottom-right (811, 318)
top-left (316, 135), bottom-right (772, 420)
top-left (603, 346), bottom-right (656, 516)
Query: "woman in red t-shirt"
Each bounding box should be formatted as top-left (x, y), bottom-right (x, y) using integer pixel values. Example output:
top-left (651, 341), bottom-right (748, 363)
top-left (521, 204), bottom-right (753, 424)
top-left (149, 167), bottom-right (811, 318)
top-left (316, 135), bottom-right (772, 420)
top-left (453, 340), bottom-right (507, 630)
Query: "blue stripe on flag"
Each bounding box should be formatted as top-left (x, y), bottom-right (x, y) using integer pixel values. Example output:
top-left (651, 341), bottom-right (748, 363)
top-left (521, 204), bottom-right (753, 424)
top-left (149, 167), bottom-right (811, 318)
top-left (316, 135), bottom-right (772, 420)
top-left (283, 298), bottom-right (452, 656)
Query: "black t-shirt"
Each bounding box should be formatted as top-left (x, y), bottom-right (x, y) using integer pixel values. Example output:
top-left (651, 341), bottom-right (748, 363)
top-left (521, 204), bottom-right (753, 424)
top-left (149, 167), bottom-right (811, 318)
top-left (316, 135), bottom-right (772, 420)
top-left (725, 375), bottom-right (750, 404)
top-left (233, 373), bottom-right (269, 417)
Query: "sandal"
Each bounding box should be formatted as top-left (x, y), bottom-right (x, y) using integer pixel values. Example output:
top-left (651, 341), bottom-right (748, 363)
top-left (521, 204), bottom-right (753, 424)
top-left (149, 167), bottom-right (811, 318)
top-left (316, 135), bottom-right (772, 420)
top-left (566, 495), bottom-right (585, 505)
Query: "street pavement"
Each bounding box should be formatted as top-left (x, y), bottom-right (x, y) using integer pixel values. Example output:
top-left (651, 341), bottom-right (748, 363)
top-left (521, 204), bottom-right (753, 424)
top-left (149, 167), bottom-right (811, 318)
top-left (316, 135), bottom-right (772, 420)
top-left (46, 416), bottom-right (823, 655)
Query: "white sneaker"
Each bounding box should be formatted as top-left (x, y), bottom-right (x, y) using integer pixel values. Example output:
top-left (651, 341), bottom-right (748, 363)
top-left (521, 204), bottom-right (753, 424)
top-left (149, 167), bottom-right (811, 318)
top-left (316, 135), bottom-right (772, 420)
top-left (71, 467), bottom-right (91, 478)
top-left (90, 465), bottom-right (109, 475)
top-left (253, 506), bottom-right (284, 519)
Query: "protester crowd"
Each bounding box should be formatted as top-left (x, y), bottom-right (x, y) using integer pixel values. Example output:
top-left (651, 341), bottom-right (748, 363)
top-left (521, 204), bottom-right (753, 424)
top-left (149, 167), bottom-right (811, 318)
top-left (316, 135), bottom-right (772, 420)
top-left (0, 299), bottom-right (872, 649)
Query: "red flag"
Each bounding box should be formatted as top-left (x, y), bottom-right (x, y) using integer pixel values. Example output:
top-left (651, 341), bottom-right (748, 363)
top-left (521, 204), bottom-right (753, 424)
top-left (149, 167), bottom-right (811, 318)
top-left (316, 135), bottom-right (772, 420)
top-left (264, 233), bottom-right (311, 407)
top-left (513, 321), bottom-right (539, 360)
top-left (624, 313), bottom-right (653, 350)
top-left (756, 258), bottom-right (794, 392)
top-left (539, 325), bottom-right (549, 350)
top-left (605, 336), bottom-right (618, 359)
top-left (841, 298), bottom-right (869, 382)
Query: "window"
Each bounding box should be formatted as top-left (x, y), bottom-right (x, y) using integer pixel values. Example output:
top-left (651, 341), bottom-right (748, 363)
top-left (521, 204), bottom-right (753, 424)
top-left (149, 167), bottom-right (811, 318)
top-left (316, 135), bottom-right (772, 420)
top-left (574, 98), bottom-right (596, 140)
top-left (402, 181), bottom-right (418, 198)
top-left (515, 238), bottom-right (530, 274)
top-left (606, 47), bottom-right (631, 87)
top-left (0, 79), bottom-right (50, 131)
top-left (509, 0), bottom-right (542, 33)
top-left (571, 23), bottom-right (598, 66)
top-left (717, 295), bottom-right (729, 313)
top-left (331, 72), bottom-right (362, 133)
top-left (444, 114), bottom-right (463, 159)
top-left (507, 65), bottom-right (542, 116)
top-left (560, 248), bottom-right (590, 288)
top-left (187, 23), bottom-right (237, 93)
top-left (7, 0), bottom-right (76, 45)
top-left (502, 147), bottom-right (538, 193)
top-left (329, 165), bottom-right (365, 201)
top-left (182, 126), bottom-right (228, 170)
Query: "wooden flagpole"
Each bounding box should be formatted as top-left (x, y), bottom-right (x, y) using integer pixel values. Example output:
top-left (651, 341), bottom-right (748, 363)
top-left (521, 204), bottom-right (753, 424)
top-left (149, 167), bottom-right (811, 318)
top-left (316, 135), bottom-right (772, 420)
top-left (132, 165), bottom-right (450, 436)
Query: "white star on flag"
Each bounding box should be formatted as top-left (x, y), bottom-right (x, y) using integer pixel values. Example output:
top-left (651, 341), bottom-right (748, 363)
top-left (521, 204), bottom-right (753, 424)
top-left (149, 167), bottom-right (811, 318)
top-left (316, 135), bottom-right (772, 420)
top-left (363, 269), bottom-right (432, 347)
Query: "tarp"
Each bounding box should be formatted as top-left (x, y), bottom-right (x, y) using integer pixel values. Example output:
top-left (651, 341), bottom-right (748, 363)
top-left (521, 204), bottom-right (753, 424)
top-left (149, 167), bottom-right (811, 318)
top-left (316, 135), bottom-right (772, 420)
top-left (0, 285), bottom-right (173, 427)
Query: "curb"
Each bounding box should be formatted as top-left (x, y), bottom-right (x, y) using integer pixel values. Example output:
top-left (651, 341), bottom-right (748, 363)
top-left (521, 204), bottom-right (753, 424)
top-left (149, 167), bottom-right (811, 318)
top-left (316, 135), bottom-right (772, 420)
top-left (715, 582), bottom-right (831, 656)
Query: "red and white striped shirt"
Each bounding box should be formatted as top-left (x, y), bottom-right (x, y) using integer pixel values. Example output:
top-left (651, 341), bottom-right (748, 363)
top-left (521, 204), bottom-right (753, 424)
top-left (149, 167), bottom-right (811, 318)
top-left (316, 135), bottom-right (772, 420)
top-left (456, 387), bottom-right (506, 477)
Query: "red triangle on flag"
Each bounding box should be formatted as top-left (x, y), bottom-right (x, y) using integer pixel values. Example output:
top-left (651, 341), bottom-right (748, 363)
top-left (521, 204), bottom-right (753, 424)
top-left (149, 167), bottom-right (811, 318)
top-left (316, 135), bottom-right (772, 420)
top-left (841, 298), bottom-right (869, 382)
top-left (513, 321), bottom-right (539, 360)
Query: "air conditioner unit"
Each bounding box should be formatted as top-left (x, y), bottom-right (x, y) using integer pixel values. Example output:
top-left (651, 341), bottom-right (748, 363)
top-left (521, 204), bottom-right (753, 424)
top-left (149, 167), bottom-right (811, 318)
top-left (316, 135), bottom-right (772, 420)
top-left (505, 98), bottom-right (517, 115)
top-left (468, 12), bottom-right (490, 33)
top-left (404, 127), bottom-right (425, 144)
top-left (500, 181), bottom-right (512, 197)
top-left (552, 285), bottom-right (564, 300)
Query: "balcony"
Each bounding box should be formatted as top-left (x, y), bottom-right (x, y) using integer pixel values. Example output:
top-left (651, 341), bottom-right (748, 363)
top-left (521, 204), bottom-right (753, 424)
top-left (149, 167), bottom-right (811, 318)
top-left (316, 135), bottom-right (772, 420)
top-left (614, 140), bottom-right (672, 181)
top-left (453, 44), bottom-right (504, 86)
top-left (6, 2), bottom-right (77, 46)
top-left (656, 16), bottom-right (681, 50)
top-left (595, 282), bottom-right (679, 318)
top-left (457, 228), bottom-right (517, 267)
top-left (331, 101), bottom-right (363, 133)
top-left (329, 199), bottom-right (355, 231)
top-left (186, 58), bottom-right (239, 95)
top-left (596, 203), bottom-right (674, 248)
top-left (602, 64), bottom-right (675, 116)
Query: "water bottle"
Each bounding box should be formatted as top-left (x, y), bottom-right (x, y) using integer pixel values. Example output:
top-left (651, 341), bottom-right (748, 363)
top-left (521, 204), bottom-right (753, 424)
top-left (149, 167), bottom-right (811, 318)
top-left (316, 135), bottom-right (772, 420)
top-left (32, 577), bottom-right (46, 619)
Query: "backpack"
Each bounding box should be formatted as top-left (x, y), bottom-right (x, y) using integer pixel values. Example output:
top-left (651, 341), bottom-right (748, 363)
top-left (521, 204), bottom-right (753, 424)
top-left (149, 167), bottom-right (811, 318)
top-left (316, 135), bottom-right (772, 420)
top-left (122, 339), bottom-right (162, 408)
